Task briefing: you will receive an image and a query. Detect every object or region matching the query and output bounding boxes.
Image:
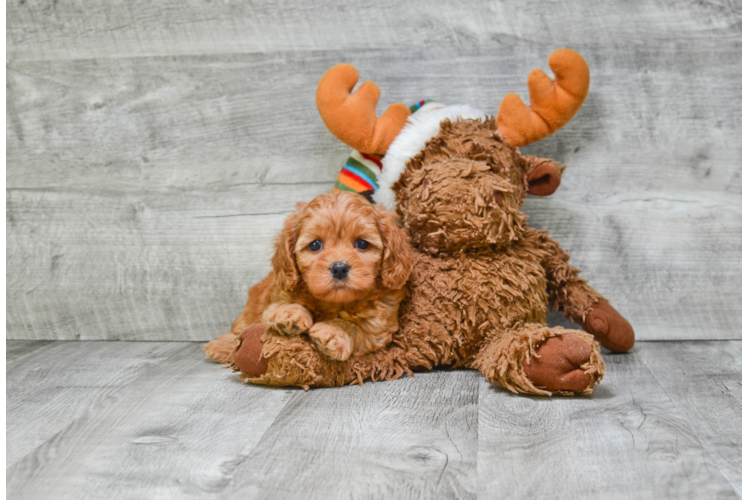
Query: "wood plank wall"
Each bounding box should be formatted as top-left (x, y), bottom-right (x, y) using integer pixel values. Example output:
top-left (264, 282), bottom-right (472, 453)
top-left (6, 0), bottom-right (741, 341)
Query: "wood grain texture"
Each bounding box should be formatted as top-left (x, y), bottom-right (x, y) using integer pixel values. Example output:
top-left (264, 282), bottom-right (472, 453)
top-left (7, 342), bottom-right (294, 499)
top-left (6, 341), bottom-right (187, 467)
top-left (738, 342), bottom-right (748, 498)
top-left (6, 340), bottom-right (741, 499)
top-left (7, 184), bottom-right (327, 340)
top-left (6, 0), bottom-right (740, 62)
top-left (6, 2), bottom-right (741, 341)
top-left (5, 340), bottom-right (53, 366)
top-left (638, 341), bottom-right (742, 497)
top-left (225, 370), bottom-right (479, 499)
top-left (476, 345), bottom-right (738, 499)
top-left (6, 46), bottom-right (740, 192)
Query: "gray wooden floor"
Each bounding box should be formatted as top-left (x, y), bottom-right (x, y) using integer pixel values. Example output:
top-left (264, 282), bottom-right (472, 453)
top-left (6, 340), bottom-right (741, 499)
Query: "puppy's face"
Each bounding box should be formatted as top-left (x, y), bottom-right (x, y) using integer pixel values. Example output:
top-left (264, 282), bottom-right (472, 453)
top-left (274, 191), bottom-right (412, 304)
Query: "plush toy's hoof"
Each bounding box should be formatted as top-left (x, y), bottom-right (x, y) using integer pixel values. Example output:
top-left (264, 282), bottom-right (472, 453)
top-left (583, 301), bottom-right (635, 353)
top-left (232, 325), bottom-right (269, 377)
top-left (523, 334), bottom-right (593, 393)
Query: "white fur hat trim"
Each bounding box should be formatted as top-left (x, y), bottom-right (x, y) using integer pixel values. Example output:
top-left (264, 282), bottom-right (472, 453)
top-left (372, 104), bottom-right (488, 209)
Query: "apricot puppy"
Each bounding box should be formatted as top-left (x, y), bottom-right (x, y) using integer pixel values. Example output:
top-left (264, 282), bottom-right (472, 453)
top-left (222, 191), bottom-right (413, 362)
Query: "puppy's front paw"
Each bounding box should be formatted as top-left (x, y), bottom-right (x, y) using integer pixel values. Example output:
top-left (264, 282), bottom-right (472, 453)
top-left (265, 304), bottom-right (313, 335)
top-left (309, 322), bottom-right (353, 361)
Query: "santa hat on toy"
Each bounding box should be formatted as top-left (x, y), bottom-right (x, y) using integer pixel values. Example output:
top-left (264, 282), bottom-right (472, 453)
top-left (317, 49), bottom-right (590, 210)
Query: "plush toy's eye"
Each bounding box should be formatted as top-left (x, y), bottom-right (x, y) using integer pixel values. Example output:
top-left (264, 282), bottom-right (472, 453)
top-left (355, 239), bottom-right (369, 250)
top-left (309, 240), bottom-right (323, 252)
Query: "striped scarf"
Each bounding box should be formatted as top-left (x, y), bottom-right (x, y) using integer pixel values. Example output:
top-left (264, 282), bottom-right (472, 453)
top-left (333, 100), bottom-right (432, 202)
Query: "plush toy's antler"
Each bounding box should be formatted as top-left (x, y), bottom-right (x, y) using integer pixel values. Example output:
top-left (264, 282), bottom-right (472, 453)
top-left (316, 64), bottom-right (411, 156)
top-left (496, 49), bottom-right (590, 148)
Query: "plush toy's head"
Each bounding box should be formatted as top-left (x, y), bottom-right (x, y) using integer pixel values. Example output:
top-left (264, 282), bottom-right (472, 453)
top-left (316, 49), bottom-right (589, 252)
top-left (391, 118), bottom-right (566, 253)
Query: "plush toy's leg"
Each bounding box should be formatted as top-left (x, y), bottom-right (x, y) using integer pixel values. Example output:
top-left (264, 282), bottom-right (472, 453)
top-left (230, 325), bottom-right (349, 389)
top-left (229, 324), bottom-right (428, 389)
top-left (536, 231), bottom-right (635, 353)
top-left (203, 332), bottom-right (236, 364)
top-left (472, 324), bottom-right (605, 396)
top-left (203, 327), bottom-right (298, 382)
top-left (231, 325), bottom-right (269, 376)
top-left (582, 301), bottom-right (635, 353)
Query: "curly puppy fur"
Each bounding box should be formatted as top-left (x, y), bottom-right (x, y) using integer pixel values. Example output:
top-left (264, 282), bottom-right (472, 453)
top-left (210, 118), bottom-right (634, 395)
top-left (206, 191), bottom-right (413, 362)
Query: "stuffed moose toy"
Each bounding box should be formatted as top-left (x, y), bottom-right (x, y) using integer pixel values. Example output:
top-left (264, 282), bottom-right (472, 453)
top-left (206, 49), bottom-right (635, 395)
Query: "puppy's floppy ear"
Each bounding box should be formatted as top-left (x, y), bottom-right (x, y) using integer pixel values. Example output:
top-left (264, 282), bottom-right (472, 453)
top-left (375, 206), bottom-right (414, 290)
top-left (272, 210), bottom-right (304, 292)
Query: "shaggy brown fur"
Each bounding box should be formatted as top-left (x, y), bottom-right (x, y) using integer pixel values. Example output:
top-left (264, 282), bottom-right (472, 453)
top-left (207, 118), bottom-right (634, 395)
top-left (205, 191), bottom-right (413, 363)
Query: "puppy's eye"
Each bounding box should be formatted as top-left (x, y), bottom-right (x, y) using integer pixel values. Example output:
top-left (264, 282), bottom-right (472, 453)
top-left (309, 240), bottom-right (323, 252)
top-left (355, 239), bottom-right (369, 250)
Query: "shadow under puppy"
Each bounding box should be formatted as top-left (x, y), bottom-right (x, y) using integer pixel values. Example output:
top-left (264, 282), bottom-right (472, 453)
top-left (205, 191), bottom-right (413, 368)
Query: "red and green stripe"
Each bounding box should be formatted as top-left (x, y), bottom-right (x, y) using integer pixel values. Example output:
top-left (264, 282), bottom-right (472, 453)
top-left (334, 155), bottom-right (380, 193)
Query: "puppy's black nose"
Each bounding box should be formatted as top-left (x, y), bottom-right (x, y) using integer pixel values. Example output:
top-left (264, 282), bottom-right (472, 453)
top-left (330, 261), bottom-right (350, 280)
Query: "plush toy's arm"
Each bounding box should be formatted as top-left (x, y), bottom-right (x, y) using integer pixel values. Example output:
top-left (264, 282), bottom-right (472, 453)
top-left (534, 230), bottom-right (635, 352)
top-left (535, 230), bottom-right (602, 322)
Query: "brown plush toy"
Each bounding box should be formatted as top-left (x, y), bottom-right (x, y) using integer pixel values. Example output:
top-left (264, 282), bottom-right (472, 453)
top-left (205, 49), bottom-right (635, 395)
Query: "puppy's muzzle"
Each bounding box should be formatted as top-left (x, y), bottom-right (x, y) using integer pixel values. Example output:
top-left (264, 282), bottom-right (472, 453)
top-left (330, 261), bottom-right (350, 280)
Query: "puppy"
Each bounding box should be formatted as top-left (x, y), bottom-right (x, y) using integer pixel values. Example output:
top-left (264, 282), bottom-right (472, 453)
top-left (220, 191), bottom-right (413, 362)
